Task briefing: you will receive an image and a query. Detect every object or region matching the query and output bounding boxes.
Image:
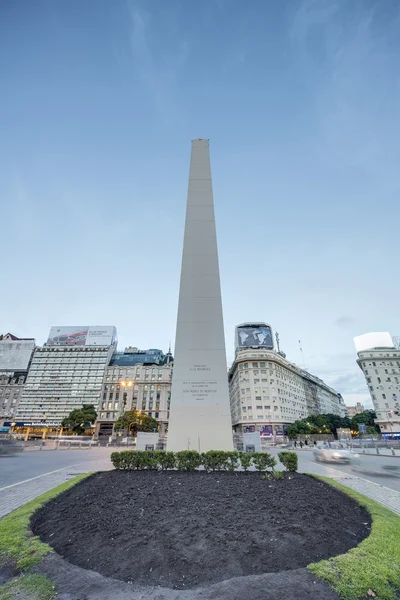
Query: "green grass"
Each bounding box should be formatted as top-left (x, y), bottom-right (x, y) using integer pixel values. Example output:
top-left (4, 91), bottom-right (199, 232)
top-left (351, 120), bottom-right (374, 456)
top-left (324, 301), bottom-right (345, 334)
top-left (308, 476), bottom-right (400, 600)
top-left (0, 474), bottom-right (90, 571)
top-left (0, 574), bottom-right (55, 600)
top-left (0, 474), bottom-right (91, 600)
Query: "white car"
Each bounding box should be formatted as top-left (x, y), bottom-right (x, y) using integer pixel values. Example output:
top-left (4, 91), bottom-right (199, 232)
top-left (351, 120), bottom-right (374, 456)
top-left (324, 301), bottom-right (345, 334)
top-left (314, 442), bottom-right (357, 464)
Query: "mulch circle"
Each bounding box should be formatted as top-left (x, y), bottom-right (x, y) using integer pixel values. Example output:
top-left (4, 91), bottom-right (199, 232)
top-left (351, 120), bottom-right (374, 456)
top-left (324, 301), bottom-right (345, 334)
top-left (31, 471), bottom-right (371, 590)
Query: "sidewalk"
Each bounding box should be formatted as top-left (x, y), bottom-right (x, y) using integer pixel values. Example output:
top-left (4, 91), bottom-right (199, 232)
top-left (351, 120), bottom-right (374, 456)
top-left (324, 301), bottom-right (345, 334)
top-left (0, 456), bottom-right (113, 518)
top-left (303, 460), bottom-right (400, 515)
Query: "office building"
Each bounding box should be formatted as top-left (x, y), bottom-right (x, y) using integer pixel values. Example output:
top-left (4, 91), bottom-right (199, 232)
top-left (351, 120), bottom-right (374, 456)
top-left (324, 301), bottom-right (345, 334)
top-left (95, 349), bottom-right (173, 437)
top-left (355, 332), bottom-right (400, 437)
top-left (168, 139), bottom-right (233, 452)
top-left (229, 345), bottom-right (345, 436)
top-left (347, 403), bottom-right (365, 418)
top-left (15, 326), bottom-right (117, 434)
top-left (0, 333), bottom-right (35, 424)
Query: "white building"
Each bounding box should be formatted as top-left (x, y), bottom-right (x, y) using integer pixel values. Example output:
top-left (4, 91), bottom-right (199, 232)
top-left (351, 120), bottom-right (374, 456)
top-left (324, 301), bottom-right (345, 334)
top-left (0, 333), bottom-right (35, 425)
top-left (15, 326), bottom-right (117, 431)
top-left (229, 348), bottom-right (344, 436)
top-left (355, 333), bottom-right (400, 437)
top-left (95, 354), bottom-right (173, 437)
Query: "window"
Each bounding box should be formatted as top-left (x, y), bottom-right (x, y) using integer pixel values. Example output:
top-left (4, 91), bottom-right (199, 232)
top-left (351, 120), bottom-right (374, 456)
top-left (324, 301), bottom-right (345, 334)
top-left (260, 362), bottom-right (266, 367)
top-left (256, 405), bottom-right (262, 410)
top-left (114, 402), bottom-right (119, 409)
top-left (108, 402), bottom-right (112, 409)
top-left (264, 405), bottom-right (271, 409)
top-left (274, 406), bottom-right (278, 411)
top-left (382, 394), bottom-right (386, 400)
top-left (252, 362), bottom-right (258, 367)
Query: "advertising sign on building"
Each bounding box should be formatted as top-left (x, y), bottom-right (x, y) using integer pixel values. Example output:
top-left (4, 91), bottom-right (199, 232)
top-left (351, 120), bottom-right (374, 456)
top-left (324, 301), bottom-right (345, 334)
top-left (0, 340), bottom-right (35, 371)
top-left (358, 423), bottom-right (367, 434)
top-left (47, 326), bottom-right (116, 347)
top-left (236, 323), bottom-right (274, 350)
top-left (260, 425), bottom-right (273, 437)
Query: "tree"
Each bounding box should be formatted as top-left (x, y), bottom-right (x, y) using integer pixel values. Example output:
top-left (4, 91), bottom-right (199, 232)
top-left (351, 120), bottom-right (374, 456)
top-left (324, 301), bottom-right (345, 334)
top-left (114, 410), bottom-right (158, 437)
top-left (286, 413), bottom-right (352, 438)
top-left (350, 410), bottom-right (379, 434)
top-left (61, 404), bottom-right (97, 434)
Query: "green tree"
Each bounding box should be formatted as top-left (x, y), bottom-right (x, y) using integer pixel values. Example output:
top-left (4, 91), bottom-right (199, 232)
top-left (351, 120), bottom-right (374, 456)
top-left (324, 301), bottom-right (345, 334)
top-left (350, 410), bottom-right (379, 433)
top-left (286, 419), bottom-right (319, 437)
top-left (61, 404), bottom-right (97, 434)
top-left (114, 410), bottom-right (158, 437)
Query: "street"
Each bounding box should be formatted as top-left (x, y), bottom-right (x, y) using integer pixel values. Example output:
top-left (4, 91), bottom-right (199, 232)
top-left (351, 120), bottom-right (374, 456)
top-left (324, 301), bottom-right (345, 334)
top-left (0, 447), bottom-right (114, 489)
top-left (0, 447), bottom-right (399, 518)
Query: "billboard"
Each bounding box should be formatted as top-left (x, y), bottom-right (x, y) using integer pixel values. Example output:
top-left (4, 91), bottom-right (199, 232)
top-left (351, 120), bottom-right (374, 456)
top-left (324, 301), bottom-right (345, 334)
top-left (47, 326), bottom-right (116, 347)
top-left (354, 332), bottom-right (393, 353)
top-left (236, 324), bottom-right (273, 350)
top-left (0, 340), bottom-right (35, 371)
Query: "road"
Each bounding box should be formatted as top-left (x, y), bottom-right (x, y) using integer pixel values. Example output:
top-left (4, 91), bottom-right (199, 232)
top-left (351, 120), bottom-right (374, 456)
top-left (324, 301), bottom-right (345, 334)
top-left (0, 448), bottom-right (114, 489)
top-left (283, 449), bottom-right (400, 492)
top-left (0, 447), bottom-right (399, 518)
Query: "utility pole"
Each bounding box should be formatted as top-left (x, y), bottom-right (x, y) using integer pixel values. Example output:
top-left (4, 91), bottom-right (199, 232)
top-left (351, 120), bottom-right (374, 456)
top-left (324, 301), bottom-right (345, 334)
top-left (275, 332), bottom-right (280, 353)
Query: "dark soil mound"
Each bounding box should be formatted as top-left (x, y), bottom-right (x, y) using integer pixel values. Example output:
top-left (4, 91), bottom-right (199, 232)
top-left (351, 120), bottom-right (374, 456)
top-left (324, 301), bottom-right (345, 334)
top-left (31, 471), bottom-right (371, 590)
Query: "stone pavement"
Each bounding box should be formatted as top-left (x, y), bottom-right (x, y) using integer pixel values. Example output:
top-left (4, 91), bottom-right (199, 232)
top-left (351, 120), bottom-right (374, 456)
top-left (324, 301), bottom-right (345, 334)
top-left (302, 460), bottom-right (400, 515)
top-left (0, 456), bottom-right (113, 518)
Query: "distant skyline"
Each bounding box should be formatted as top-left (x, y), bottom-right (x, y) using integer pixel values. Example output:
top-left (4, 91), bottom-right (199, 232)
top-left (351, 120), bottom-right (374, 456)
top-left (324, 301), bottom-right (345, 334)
top-left (1, 0), bottom-right (400, 409)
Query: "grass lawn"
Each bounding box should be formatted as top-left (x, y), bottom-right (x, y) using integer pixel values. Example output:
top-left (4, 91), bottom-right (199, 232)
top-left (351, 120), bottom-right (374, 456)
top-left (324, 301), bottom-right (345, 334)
top-left (308, 476), bottom-right (400, 600)
top-left (0, 474), bottom-right (90, 600)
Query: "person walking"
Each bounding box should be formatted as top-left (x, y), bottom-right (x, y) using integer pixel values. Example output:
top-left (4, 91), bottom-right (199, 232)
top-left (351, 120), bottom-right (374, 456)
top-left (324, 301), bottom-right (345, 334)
top-left (294, 440), bottom-right (297, 448)
top-left (299, 441), bottom-right (303, 449)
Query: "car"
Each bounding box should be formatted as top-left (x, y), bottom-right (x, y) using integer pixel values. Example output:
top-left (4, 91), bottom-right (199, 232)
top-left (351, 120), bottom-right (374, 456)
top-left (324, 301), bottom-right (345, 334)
top-left (314, 442), bottom-right (357, 464)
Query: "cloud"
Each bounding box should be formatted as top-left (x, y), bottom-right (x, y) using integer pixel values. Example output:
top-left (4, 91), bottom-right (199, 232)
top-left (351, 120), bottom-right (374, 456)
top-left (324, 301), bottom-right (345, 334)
top-left (335, 316), bottom-right (355, 328)
top-left (288, 0), bottom-right (400, 181)
top-left (127, 0), bottom-right (189, 124)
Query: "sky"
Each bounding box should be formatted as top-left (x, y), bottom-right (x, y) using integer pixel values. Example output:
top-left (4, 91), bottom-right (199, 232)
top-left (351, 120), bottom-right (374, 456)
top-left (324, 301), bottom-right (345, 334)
top-left (1, 0), bottom-right (400, 409)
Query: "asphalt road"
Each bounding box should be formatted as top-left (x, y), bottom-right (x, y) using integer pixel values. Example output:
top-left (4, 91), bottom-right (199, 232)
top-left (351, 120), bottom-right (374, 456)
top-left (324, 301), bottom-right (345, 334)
top-left (1, 447), bottom-right (400, 492)
top-left (0, 448), bottom-right (114, 489)
top-left (271, 448), bottom-right (400, 492)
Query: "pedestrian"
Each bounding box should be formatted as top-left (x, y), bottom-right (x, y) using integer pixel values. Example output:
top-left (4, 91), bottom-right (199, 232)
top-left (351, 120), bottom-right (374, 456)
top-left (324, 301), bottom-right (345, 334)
top-left (294, 440), bottom-right (297, 447)
top-left (299, 441), bottom-right (303, 449)
top-left (305, 439), bottom-right (308, 446)
top-left (314, 440), bottom-right (317, 447)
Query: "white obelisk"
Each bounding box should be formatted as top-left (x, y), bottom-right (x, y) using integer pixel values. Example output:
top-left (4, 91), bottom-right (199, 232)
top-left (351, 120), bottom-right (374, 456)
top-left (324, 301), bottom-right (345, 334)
top-left (167, 139), bottom-right (233, 452)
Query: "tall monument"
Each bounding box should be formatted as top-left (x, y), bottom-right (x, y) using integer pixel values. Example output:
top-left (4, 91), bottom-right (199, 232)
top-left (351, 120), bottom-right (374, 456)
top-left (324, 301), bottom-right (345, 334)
top-left (167, 139), bottom-right (233, 452)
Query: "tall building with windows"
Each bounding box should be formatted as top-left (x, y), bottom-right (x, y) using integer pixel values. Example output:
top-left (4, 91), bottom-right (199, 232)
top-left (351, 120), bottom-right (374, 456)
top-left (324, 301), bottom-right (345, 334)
top-left (355, 332), bottom-right (400, 437)
top-left (95, 348), bottom-right (173, 437)
top-left (0, 333), bottom-right (35, 425)
top-left (229, 347), bottom-right (344, 436)
top-left (14, 327), bottom-right (117, 433)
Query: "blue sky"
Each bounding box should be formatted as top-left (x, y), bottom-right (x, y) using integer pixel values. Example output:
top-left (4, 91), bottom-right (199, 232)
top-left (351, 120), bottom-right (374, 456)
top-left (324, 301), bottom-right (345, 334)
top-left (1, 0), bottom-right (399, 408)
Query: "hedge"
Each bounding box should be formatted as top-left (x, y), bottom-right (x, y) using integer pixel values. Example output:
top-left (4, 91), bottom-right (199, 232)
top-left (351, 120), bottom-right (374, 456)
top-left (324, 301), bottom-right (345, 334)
top-left (278, 451), bottom-right (298, 472)
top-left (110, 449), bottom-right (298, 473)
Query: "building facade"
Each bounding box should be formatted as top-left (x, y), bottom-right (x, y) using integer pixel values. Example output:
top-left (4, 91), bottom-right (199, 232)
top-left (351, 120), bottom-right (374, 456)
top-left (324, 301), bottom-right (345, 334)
top-left (15, 327), bottom-right (117, 433)
top-left (229, 348), bottom-right (344, 436)
top-left (356, 347), bottom-right (400, 437)
top-left (95, 350), bottom-right (173, 437)
top-left (0, 333), bottom-right (35, 425)
top-left (347, 402), bottom-right (365, 418)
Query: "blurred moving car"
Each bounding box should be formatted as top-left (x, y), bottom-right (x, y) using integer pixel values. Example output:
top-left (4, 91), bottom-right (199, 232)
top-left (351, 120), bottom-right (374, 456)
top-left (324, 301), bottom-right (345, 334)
top-left (314, 442), bottom-right (357, 464)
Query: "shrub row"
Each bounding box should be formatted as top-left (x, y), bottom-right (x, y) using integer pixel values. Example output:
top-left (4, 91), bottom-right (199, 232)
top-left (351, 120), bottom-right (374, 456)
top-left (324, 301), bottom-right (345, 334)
top-left (110, 449), bottom-right (298, 473)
